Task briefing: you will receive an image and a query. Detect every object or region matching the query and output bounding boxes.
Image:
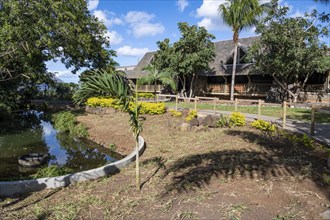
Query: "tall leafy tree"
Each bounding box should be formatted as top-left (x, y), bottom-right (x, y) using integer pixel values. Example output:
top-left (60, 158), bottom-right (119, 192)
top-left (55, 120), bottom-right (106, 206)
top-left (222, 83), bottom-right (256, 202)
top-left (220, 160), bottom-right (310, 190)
top-left (249, 1), bottom-right (329, 102)
top-left (218, 0), bottom-right (270, 101)
top-left (73, 70), bottom-right (143, 190)
top-left (139, 64), bottom-right (176, 100)
top-left (0, 0), bottom-right (116, 109)
top-left (153, 22), bottom-right (215, 98)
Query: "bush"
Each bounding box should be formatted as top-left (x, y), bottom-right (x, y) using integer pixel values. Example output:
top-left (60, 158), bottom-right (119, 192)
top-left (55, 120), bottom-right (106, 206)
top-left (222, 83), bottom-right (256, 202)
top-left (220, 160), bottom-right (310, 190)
top-left (230, 112), bottom-right (245, 126)
top-left (53, 111), bottom-right (88, 138)
top-left (169, 109), bottom-right (182, 117)
top-left (137, 92), bottom-right (155, 99)
top-left (86, 97), bottom-right (166, 115)
top-left (251, 119), bottom-right (276, 132)
top-left (185, 110), bottom-right (198, 122)
top-left (217, 115), bottom-right (232, 128)
top-left (31, 165), bottom-right (73, 178)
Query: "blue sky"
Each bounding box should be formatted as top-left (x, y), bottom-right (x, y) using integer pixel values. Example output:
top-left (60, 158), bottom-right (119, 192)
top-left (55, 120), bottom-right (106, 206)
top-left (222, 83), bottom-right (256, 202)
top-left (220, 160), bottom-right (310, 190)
top-left (47, 0), bottom-right (330, 83)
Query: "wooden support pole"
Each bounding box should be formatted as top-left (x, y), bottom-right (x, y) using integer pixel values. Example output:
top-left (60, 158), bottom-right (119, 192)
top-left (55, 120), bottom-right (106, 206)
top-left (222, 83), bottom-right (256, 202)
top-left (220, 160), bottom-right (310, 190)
top-left (175, 95), bottom-right (178, 111)
top-left (282, 101), bottom-right (287, 128)
top-left (156, 94), bottom-right (158, 103)
top-left (194, 98), bottom-right (197, 111)
top-left (235, 98), bottom-right (238, 112)
top-left (213, 98), bottom-right (216, 115)
top-left (258, 99), bottom-right (262, 119)
top-left (311, 104), bottom-right (315, 136)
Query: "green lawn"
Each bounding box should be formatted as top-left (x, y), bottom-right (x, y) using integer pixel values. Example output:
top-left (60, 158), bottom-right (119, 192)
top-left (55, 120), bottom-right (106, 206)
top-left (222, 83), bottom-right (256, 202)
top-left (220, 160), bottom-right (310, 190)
top-left (166, 102), bottom-right (330, 123)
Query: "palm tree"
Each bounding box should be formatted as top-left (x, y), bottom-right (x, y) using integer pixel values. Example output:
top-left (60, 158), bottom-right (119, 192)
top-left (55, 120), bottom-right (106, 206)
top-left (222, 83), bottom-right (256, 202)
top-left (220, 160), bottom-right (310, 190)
top-left (218, 0), bottom-right (270, 101)
top-left (139, 64), bottom-right (176, 100)
top-left (73, 69), bottom-right (143, 190)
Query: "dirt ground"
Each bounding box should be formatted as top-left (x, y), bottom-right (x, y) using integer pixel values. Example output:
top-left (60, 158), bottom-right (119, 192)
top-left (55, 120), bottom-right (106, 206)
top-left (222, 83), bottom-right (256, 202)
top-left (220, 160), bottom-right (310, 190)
top-left (1, 111), bottom-right (330, 220)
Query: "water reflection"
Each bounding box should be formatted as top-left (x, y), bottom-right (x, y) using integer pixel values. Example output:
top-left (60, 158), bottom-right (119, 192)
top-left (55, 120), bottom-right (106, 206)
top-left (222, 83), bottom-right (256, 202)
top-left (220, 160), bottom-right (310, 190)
top-left (0, 111), bottom-right (122, 180)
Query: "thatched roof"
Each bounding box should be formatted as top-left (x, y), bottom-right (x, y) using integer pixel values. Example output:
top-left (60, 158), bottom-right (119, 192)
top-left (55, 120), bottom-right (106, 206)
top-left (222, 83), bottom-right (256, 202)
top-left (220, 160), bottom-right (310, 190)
top-left (125, 36), bottom-right (260, 79)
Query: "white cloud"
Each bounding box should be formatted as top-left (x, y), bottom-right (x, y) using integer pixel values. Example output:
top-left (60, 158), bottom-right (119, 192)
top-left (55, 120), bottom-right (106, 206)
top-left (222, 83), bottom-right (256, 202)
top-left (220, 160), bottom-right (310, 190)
top-left (87, 0), bottom-right (99, 11)
top-left (125, 11), bottom-right (165, 38)
top-left (291, 10), bottom-right (304, 18)
top-left (105, 30), bottom-right (123, 45)
top-left (176, 0), bottom-right (189, 12)
top-left (93, 10), bottom-right (122, 27)
top-left (117, 45), bottom-right (150, 57)
top-left (54, 70), bottom-right (81, 83)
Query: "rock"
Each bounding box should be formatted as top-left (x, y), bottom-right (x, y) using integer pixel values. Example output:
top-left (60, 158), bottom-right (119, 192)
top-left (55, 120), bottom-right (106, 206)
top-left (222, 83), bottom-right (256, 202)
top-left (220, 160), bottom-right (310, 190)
top-left (198, 116), bottom-right (204, 125)
top-left (202, 115), bottom-right (220, 127)
top-left (181, 108), bottom-right (190, 118)
top-left (320, 209), bottom-right (330, 220)
top-left (193, 126), bottom-right (207, 132)
top-left (188, 118), bottom-right (199, 126)
top-left (105, 107), bottom-right (116, 114)
top-left (181, 122), bottom-right (191, 131)
top-left (327, 157), bottom-right (330, 169)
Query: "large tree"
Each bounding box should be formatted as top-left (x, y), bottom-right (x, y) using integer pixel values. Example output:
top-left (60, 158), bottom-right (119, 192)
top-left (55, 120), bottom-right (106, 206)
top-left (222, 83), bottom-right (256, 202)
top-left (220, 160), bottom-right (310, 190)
top-left (218, 0), bottom-right (270, 101)
top-left (153, 22), bottom-right (215, 98)
top-left (249, 0), bottom-right (329, 102)
top-left (0, 0), bottom-right (116, 110)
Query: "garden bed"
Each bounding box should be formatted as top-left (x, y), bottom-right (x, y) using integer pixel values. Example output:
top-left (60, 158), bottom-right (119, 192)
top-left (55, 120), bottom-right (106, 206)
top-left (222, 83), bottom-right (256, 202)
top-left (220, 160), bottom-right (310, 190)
top-left (1, 112), bottom-right (329, 219)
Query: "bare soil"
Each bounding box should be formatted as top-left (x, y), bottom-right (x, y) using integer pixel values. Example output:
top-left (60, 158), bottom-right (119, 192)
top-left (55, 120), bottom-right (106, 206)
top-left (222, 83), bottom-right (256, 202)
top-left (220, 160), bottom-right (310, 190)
top-left (1, 111), bottom-right (329, 220)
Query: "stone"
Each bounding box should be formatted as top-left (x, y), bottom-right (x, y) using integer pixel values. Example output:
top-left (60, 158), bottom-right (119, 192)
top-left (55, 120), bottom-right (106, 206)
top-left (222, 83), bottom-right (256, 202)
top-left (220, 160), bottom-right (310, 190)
top-left (202, 115), bottom-right (220, 127)
top-left (193, 126), bottom-right (207, 132)
top-left (105, 107), bottom-right (116, 114)
top-left (189, 118), bottom-right (199, 126)
top-left (181, 108), bottom-right (190, 118)
top-left (327, 157), bottom-right (330, 169)
top-left (181, 122), bottom-right (191, 131)
top-left (320, 210), bottom-right (330, 220)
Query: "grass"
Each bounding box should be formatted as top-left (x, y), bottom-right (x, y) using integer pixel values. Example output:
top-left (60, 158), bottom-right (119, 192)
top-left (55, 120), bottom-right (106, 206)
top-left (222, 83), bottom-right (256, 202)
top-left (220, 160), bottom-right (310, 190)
top-left (166, 102), bottom-right (330, 123)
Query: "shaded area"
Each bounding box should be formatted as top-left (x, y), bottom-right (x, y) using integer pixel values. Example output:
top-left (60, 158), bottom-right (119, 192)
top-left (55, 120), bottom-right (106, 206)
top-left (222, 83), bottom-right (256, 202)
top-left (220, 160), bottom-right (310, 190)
top-left (162, 129), bottom-right (329, 200)
top-left (141, 156), bottom-right (166, 189)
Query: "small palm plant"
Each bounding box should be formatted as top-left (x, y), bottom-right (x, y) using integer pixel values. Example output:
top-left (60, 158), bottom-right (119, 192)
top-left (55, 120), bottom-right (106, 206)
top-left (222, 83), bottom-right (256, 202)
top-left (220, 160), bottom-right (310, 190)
top-left (139, 64), bottom-right (176, 100)
top-left (73, 69), bottom-right (143, 190)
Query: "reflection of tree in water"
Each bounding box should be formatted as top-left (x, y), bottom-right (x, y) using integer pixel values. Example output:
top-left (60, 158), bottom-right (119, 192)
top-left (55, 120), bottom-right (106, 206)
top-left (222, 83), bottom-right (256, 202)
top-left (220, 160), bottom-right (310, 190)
top-left (56, 133), bottom-right (108, 171)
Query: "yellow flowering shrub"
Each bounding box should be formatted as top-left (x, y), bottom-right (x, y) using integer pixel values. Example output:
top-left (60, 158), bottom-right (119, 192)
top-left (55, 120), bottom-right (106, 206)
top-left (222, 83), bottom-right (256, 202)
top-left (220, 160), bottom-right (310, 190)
top-left (169, 109), bottom-right (182, 117)
top-left (185, 110), bottom-right (198, 122)
top-left (230, 112), bottom-right (246, 126)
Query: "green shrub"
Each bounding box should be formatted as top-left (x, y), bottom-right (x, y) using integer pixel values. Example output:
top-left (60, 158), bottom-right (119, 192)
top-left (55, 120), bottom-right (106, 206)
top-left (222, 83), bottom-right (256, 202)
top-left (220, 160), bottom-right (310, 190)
top-left (230, 112), bottom-right (245, 126)
top-left (31, 165), bottom-right (73, 178)
top-left (0, 102), bottom-right (11, 119)
top-left (137, 92), bottom-right (155, 99)
top-left (185, 110), bottom-right (198, 122)
top-left (217, 115), bottom-right (232, 128)
top-left (301, 134), bottom-right (314, 149)
top-left (53, 111), bottom-right (88, 138)
top-left (169, 109), bottom-right (182, 117)
top-left (251, 119), bottom-right (276, 132)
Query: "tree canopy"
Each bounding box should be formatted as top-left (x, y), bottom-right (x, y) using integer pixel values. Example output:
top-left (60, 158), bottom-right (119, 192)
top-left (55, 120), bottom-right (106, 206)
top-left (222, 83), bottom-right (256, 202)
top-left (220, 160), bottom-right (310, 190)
top-left (0, 0), bottom-right (116, 110)
top-left (152, 22), bottom-right (215, 98)
top-left (249, 0), bottom-right (329, 102)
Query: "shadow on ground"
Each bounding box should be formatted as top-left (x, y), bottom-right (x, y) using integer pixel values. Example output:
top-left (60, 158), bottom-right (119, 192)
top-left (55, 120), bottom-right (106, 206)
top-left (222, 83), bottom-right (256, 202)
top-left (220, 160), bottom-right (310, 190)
top-left (162, 129), bottom-right (329, 200)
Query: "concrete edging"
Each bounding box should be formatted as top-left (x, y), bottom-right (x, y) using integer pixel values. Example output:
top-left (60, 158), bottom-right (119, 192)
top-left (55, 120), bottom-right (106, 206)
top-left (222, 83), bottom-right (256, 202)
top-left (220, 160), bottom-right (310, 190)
top-left (0, 136), bottom-right (146, 197)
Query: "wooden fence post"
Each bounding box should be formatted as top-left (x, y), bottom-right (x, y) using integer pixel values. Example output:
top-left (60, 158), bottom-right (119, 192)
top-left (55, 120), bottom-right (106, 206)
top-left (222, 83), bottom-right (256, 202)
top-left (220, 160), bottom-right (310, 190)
top-left (194, 98), bottom-right (197, 111)
top-left (235, 98), bottom-right (238, 112)
top-left (156, 94), bottom-right (158, 103)
top-left (258, 99), bottom-right (262, 119)
top-left (282, 101), bottom-right (287, 128)
top-left (311, 104), bottom-right (315, 136)
top-left (175, 95), bottom-right (178, 111)
top-left (213, 98), bottom-right (216, 115)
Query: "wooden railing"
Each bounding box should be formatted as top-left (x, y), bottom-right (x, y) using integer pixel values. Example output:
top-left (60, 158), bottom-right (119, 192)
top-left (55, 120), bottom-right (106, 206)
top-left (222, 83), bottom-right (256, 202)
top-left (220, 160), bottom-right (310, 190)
top-left (137, 84), bottom-right (164, 92)
top-left (207, 83), bottom-right (272, 95)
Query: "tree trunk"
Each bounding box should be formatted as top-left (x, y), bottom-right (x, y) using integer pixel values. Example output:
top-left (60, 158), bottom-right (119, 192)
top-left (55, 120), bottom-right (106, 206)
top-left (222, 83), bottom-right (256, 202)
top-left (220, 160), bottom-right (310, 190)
top-left (273, 75), bottom-right (298, 102)
top-left (230, 32), bottom-right (239, 101)
top-left (189, 74), bottom-right (195, 99)
top-left (135, 139), bottom-right (140, 190)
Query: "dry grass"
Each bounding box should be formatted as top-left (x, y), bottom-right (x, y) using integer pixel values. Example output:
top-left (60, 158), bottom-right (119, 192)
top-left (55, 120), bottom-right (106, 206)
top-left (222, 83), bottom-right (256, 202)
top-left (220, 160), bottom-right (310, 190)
top-left (1, 112), bottom-right (329, 219)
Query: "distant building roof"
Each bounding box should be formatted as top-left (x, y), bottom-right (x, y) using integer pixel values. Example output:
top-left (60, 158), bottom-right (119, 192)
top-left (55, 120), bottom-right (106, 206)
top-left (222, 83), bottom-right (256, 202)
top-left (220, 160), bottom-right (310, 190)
top-left (125, 36), bottom-right (260, 79)
top-left (116, 65), bottom-right (136, 71)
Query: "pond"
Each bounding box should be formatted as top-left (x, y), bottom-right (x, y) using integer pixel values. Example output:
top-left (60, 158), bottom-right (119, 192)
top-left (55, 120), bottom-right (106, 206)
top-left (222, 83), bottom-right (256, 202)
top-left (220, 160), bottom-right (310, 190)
top-left (0, 111), bottom-right (123, 181)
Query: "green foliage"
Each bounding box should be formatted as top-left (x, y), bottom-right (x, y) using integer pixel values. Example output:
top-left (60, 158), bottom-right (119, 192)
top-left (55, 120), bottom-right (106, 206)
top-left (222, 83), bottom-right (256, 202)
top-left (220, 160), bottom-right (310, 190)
top-left (31, 165), bottom-right (73, 178)
top-left (216, 115), bottom-right (232, 128)
top-left (323, 174), bottom-right (330, 185)
top-left (0, 0), bottom-right (116, 108)
top-left (137, 92), bottom-right (155, 99)
top-left (108, 144), bottom-right (117, 152)
top-left (52, 111), bottom-right (88, 138)
top-left (230, 112), bottom-right (246, 126)
top-left (286, 133), bottom-right (315, 149)
top-left (185, 110), bottom-right (198, 122)
top-left (0, 102), bottom-right (11, 120)
top-left (152, 22), bottom-right (215, 97)
top-left (86, 97), bottom-right (166, 115)
top-left (169, 109), bottom-right (182, 117)
top-left (249, 1), bottom-right (329, 101)
top-left (139, 64), bottom-right (176, 97)
top-left (251, 119), bottom-right (276, 132)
